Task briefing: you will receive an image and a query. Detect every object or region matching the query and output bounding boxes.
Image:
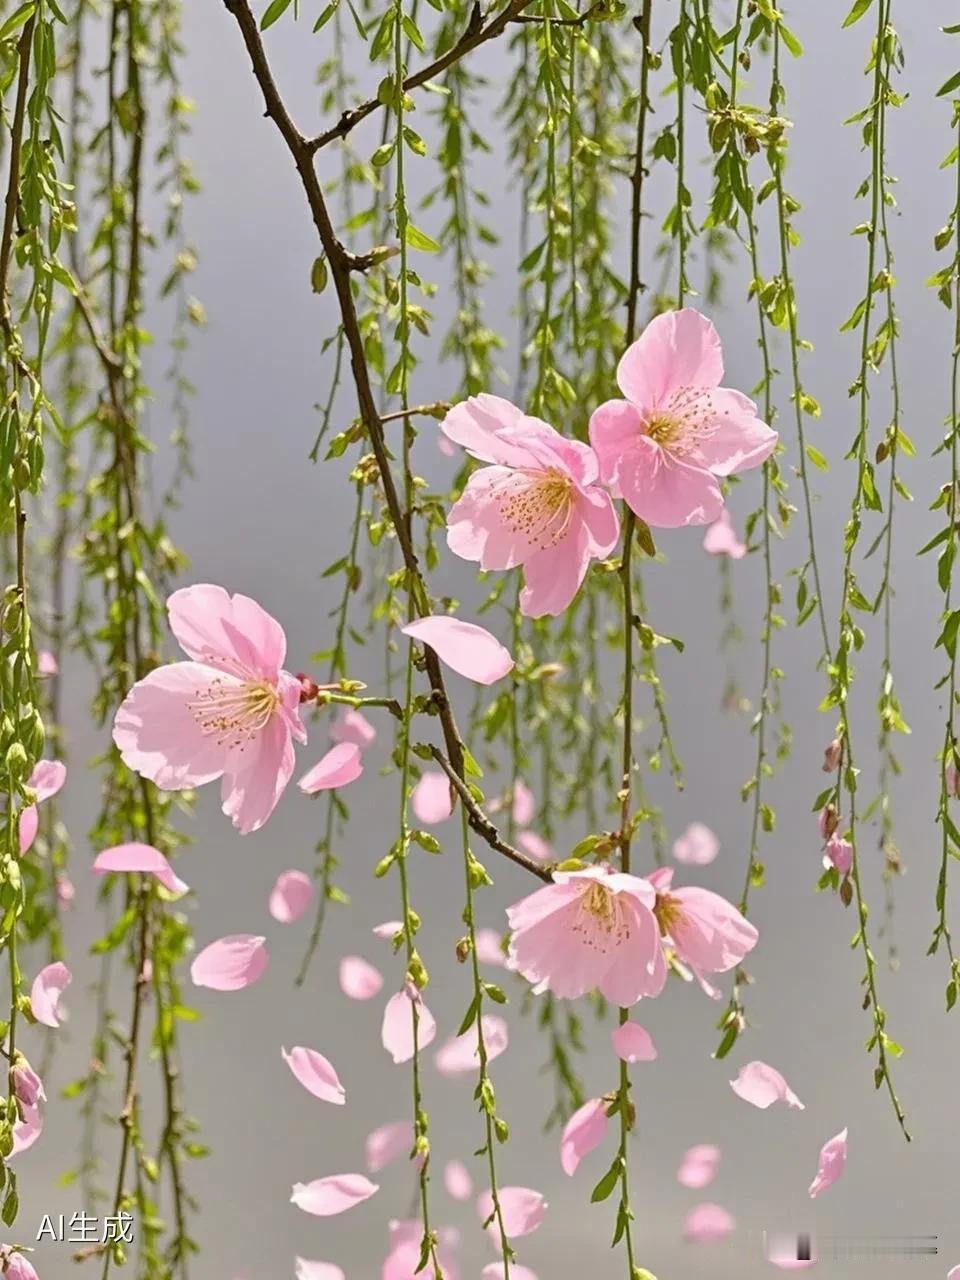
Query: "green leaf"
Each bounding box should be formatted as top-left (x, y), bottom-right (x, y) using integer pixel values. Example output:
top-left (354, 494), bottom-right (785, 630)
top-left (779, 22), bottom-right (803, 56)
top-left (313, 0), bottom-right (339, 31)
top-left (260, 0), bottom-right (293, 30)
top-left (937, 69), bottom-right (960, 97)
top-left (805, 444), bottom-right (829, 471)
top-left (590, 1158), bottom-right (622, 1203)
top-left (841, 0), bottom-right (872, 28)
top-left (0, 3), bottom-right (35, 42)
top-left (405, 223), bottom-right (441, 253)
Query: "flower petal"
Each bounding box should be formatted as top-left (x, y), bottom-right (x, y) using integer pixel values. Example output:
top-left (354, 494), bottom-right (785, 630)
top-left (30, 962), bottom-right (72, 1029)
top-left (684, 1202), bottom-right (735, 1243)
top-left (411, 772), bottom-right (455, 825)
top-left (519, 522), bottom-right (594, 618)
top-left (617, 309), bottom-right (724, 408)
top-left (477, 1187), bottom-right (547, 1241)
top-left (282, 1046), bottom-right (346, 1106)
top-left (474, 928), bottom-right (506, 967)
top-left (365, 1120), bottom-right (413, 1173)
top-left (167, 583), bottom-right (286, 679)
top-left (435, 1015), bottom-right (508, 1077)
top-left (330, 707), bottom-right (376, 749)
top-left (444, 1160), bottom-right (473, 1202)
top-left (619, 436), bottom-right (724, 528)
top-left (401, 616), bottom-right (513, 685)
top-left (691, 388), bottom-right (778, 477)
top-left (191, 935), bottom-right (269, 992)
top-left (611, 1021), bottom-right (657, 1064)
top-left (808, 1128), bottom-right (848, 1198)
top-left (677, 1145), bottom-right (721, 1190)
top-left (291, 1173), bottom-right (378, 1217)
top-left (730, 1061), bottom-right (804, 1110)
top-left (440, 394), bottom-right (530, 465)
top-left (702, 509), bottom-right (747, 559)
top-left (10, 1105), bottom-right (43, 1158)
top-left (381, 988), bottom-right (437, 1064)
top-left (92, 843), bottom-right (189, 897)
top-left (28, 759), bottom-right (66, 804)
top-left (295, 1261), bottom-right (345, 1280)
top-left (560, 1098), bottom-right (609, 1176)
top-left (17, 806), bottom-right (38, 856)
top-left (339, 955), bottom-right (384, 1001)
top-left (269, 870), bottom-right (314, 923)
top-left (220, 713), bottom-right (295, 834)
top-left (672, 822), bottom-right (720, 865)
top-left (298, 742), bottom-right (363, 794)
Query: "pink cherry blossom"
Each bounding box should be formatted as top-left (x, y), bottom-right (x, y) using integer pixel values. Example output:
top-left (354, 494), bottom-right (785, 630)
top-left (650, 867), bottom-right (757, 985)
top-left (282, 1046), bottom-right (346, 1106)
top-left (730, 1061), bottom-right (804, 1110)
top-left (672, 822), bottom-right (719, 866)
top-left (92, 842), bottom-right (188, 898)
top-left (383, 1220), bottom-right (459, 1280)
top-left (11, 1058), bottom-right (44, 1110)
top-left (517, 831), bottom-right (553, 862)
top-left (477, 1187), bottom-right (547, 1241)
top-left (507, 867), bottom-right (666, 1005)
top-left (411, 772), bottom-right (454, 825)
top-left (443, 1159), bottom-right (473, 1201)
top-left (948, 1269), bottom-right (960, 1279)
top-left (18, 759), bottom-right (66, 855)
top-left (298, 742), bottom-right (363, 794)
top-left (401, 616), bottom-right (514, 685)
top-left (560, 1098), bottom-right (609, 1176)
top-left (330, 706), bottom-right (376, 750)
top-left (2, 1251), bottom-right (39, 1280)
top-left (339, 955), bottom-right (383, 1001)
top-left (382, 986), bottom-right (437, 1064)
top-left (30, 962), bottom-right (71, 1029)
top-left (372, 920), bottom-right (403, 942)
top-left (589, 309), bottom-right (777, 528)
top-left (10, 1106), bottom-right (43, 1158)
top-left (474, 927), bottom-right (506, 967)
top-left (677, 1145), bottom-right (721, 1190)
top-left (824, 835), bottom-right (853, 876)
top-left (291, 1173), bottom-right (378, 1217)
top-left (191, 935), bottom-right (269, 992)
top-left (435, 1015), bottom-right (508, 1077)
top-left (37, 649), bottom-right (58, 676)
top-left (295, 1262), bottom-right (345, 1280)
top-left (684, 1203), bottom-right (735, 1243)
top-left (611, 1021), bottom-right (657, 1063)
top-left (808, 1128), bottom-right (848, 1198)
top-left (269, 870), bottom-right (314, 923)
top-left (703, 509), bottom-right (747, 559)
top-left (365, 1121), bottom-right (413, 1173)
top-left (442, 394), bottom-right (619, 617)
top-left (112, 584), bottom-right (307, 834)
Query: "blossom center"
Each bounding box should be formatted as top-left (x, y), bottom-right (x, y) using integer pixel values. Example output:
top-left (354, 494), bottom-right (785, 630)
top-left (188, 677), bottom-right (279, 748)
top-left (574, 881), bottom-right (629, 951)
top-left (496, 468), bottom-right (575, 549)
top-left (653, 892), bottom-right (683, 936)
top-left (643, 387), bottom-right (716, 456)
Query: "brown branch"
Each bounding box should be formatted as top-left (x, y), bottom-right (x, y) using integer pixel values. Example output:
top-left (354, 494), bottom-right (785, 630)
top-left (223, 0), bottom-right (550, 884)
top-left (305, 0), bottom-right (533, 153)
top-left (429, 746), bottom-right (554, 882)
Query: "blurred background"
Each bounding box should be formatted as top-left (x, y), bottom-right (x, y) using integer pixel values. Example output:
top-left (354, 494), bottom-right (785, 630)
top-left (16, 3), bottom-right (960, 1277)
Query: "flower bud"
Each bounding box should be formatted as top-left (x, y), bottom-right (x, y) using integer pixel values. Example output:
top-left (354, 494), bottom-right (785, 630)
top-left (296, 673), bottom-right (320, 704)
top-left (822, 738), bottom-right (842, 773)
top-left (947, 762), bottom-right (960, 798)
top-left (11, 1055), bottom-right (44, 1111)
top-left (455, 936), bottom-right (471, 964)
top-left (818, 804), bottom-right (839, 839)
top-left (824, 834), bottom-right (853, 877)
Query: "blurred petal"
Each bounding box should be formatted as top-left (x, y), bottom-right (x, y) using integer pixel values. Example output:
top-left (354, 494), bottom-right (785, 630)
top-left (330, 707), bottom-right (377, 749)
top-left (684, 1203), bottom-right (735, 1243)
top-left (444, 1160), bottom-right (473, 1202)
top-left (269, 869), bottom-right (314, 923)
top-left (677, 1145), bottom-right (721, 1190)
top-left (365, 1121), bottom-right (413, 1173)
top-left (672, 822), bottom-right (720, 866)
top-left (191, 935), bottom-right (268, 992)
top-left (339, 955), bottom-right (384, 1001)
top-left (411, 771), bottom-right (455, 825)
top-left (477, 1186), bottom-right (547, 1241)
top-left (28, 759), bottom-right (66, 803)
top-left (611, 1021), bottom-right (657, 1064)
top-left (381, 988), bottom-right (437, 1064)
top-left (435, 1016), bottom-right (508, 1077)
top-left (30, 962), bottom-right (72, 1029)
top-left (474, 928), bottom-right (506, 967)
top-left (560, 1099), bottom-right (608, 1176)
top-left (295, 1262), bottom-right (345, 1280)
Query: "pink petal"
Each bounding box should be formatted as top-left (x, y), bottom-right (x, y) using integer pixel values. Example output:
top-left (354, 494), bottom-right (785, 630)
top-left (444, 1159), bottom-right (473, 1201)
top-left (411, 771), bottom-right (455, 824)
top-left (684, 1202), bottom-right (735, 1243)
top-left (30, 962), bottom-right (72, 1029)
top-left (617, 308), bottom-right (724, 407)
top-left (611, 1021), bottom-right (657, 1064)
top-left (435, 1015), bottom-right (508, 1077)
top-left (381, 988), bottom-right (437, 1064)
top-left (269, 870), bottom-right (314, 923)
top-left (808, 1127), bottom-right (848, 1198)
top-left (365, 1121), bottom-right (413, 1173)
top-left (730, 1061), bottom-right (804, 1110)
top-left (482, 1267), bottom-right (538, 1280)
top-left (401, 616), bottom-right (513, 685)
top-left (372, 919), bottom-right (403, 941)
top-left (518, 522), bottom-right (595, 618)
top-left (702, 510), bottom-right (747, 559)
top-left (560, 1098), bottom-right (609, 1176)
top-left (220, 711), bottom-right (296, 834)
top-left (672, 822), bottom-right (720, 866)
top-left (291, 1173), bottom-right (378, 1217)
top-left (330, 707), bottom-right (377, 749)
top-left (477, 1186), bottom-right (547, 1241)
top-left (620, 435), bottom-right (724, 529)
top-left (440, 394), bottom-right (529, 465)
top-left (190, 935), bottom-right (269, 991)
top-left (295, 1262), bottom-right (345, 1280)
top-left (692, 388), bottom-right (778, 477)
top-left (517, 831), bottom-right (553, 862)
top-left (282, 1046), bottom-right (346, 1105)
top-left (92, 842), bottom-right (189, 897)
top-left (17, 806), bottom-right (38, 856)
top-left (10, 1105), bottom-right (43, 1158)
top-left (677, 1144), bottom-right (721, 1190)
top-left (339, 955), bottom-right (384, 1001)
top-left (474, 928), bottom-right (506, 967)
top-left (511, 780), bottom-right (535, 827)
top-left (384, 1219), bottom-right (460, 1280)
top-left (167, 583), bottom-right (286, 679)
top-left (28, 759), bottom-right (66, 803)
top-left (37, 649), bottom-right (58, 676)
top-left (298, 742), bottom-right (363, 794)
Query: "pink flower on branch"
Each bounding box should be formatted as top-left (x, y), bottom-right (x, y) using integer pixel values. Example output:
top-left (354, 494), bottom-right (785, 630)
top-left (18, 758), bottom-right (66, 856)
top-left (442, 394), bottom-right (619, 617)
top-left (589, 309), bottom-right (777, 528)
top-left (649, 867), bottom-right (758, 990)
top-left (506, 867), bottom-right (666, 1005)
top-left (113, 584), bottom-right (307, 834)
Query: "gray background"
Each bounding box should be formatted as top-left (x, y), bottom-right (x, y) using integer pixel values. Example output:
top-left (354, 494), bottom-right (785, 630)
top-left (16, 2), bottom-right (960, 1277)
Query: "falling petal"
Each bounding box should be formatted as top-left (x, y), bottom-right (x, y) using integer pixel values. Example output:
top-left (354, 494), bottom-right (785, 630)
top-left (372, 920), bottom-right (403, 942)
top-left (435, 1016), bottom-right (508, 1077)
top-left (401, 616), bottom-right (514, 685)
top-left (560, 1099), bottom-right (609, 1176)
top-left (30, 962), bottom-right (72, 1029)
top-left (298, 743), bottom-right (363, 794)
top-left (92, 842), bottom-right (189, 898)
top-left (282, 1046), bottom-right (346, 1106)
top-left (474, 928), bottom-right (506, 967)
top-left (381, 988), bottom-right (437, 1064)
top-left (684, 1203), bottom-right (735, 1243)
top-left (269, 870), bottom-right (314, 923)
top-left (611, 1021), bottom-right (657, 1064)
top-left (477, 1186), bottom-right (547, 1241)
top-left (808, 1128), bottom-right (848, 1198)
top-left (677, 1145), bottom-right (721, 1190)
top-left (444, 1160), bottom-right (473, 1202)
top-left (191, 935), bottom-right (269, 992)
top-left (339, 955), bottom-right (384, 1002)
top-left (365, 1121), bottom-right (413, 1174)
top-left (672, 822), bottom-right (720, 866)
top-left (730, 1061), bottom-right (804, 1111)
top-left (411, 772), bottom-right (455, 825)
top-left (291, 1174), bottom-right (378, 1217)
top-left (330, 707), bottom-right (376, 750)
